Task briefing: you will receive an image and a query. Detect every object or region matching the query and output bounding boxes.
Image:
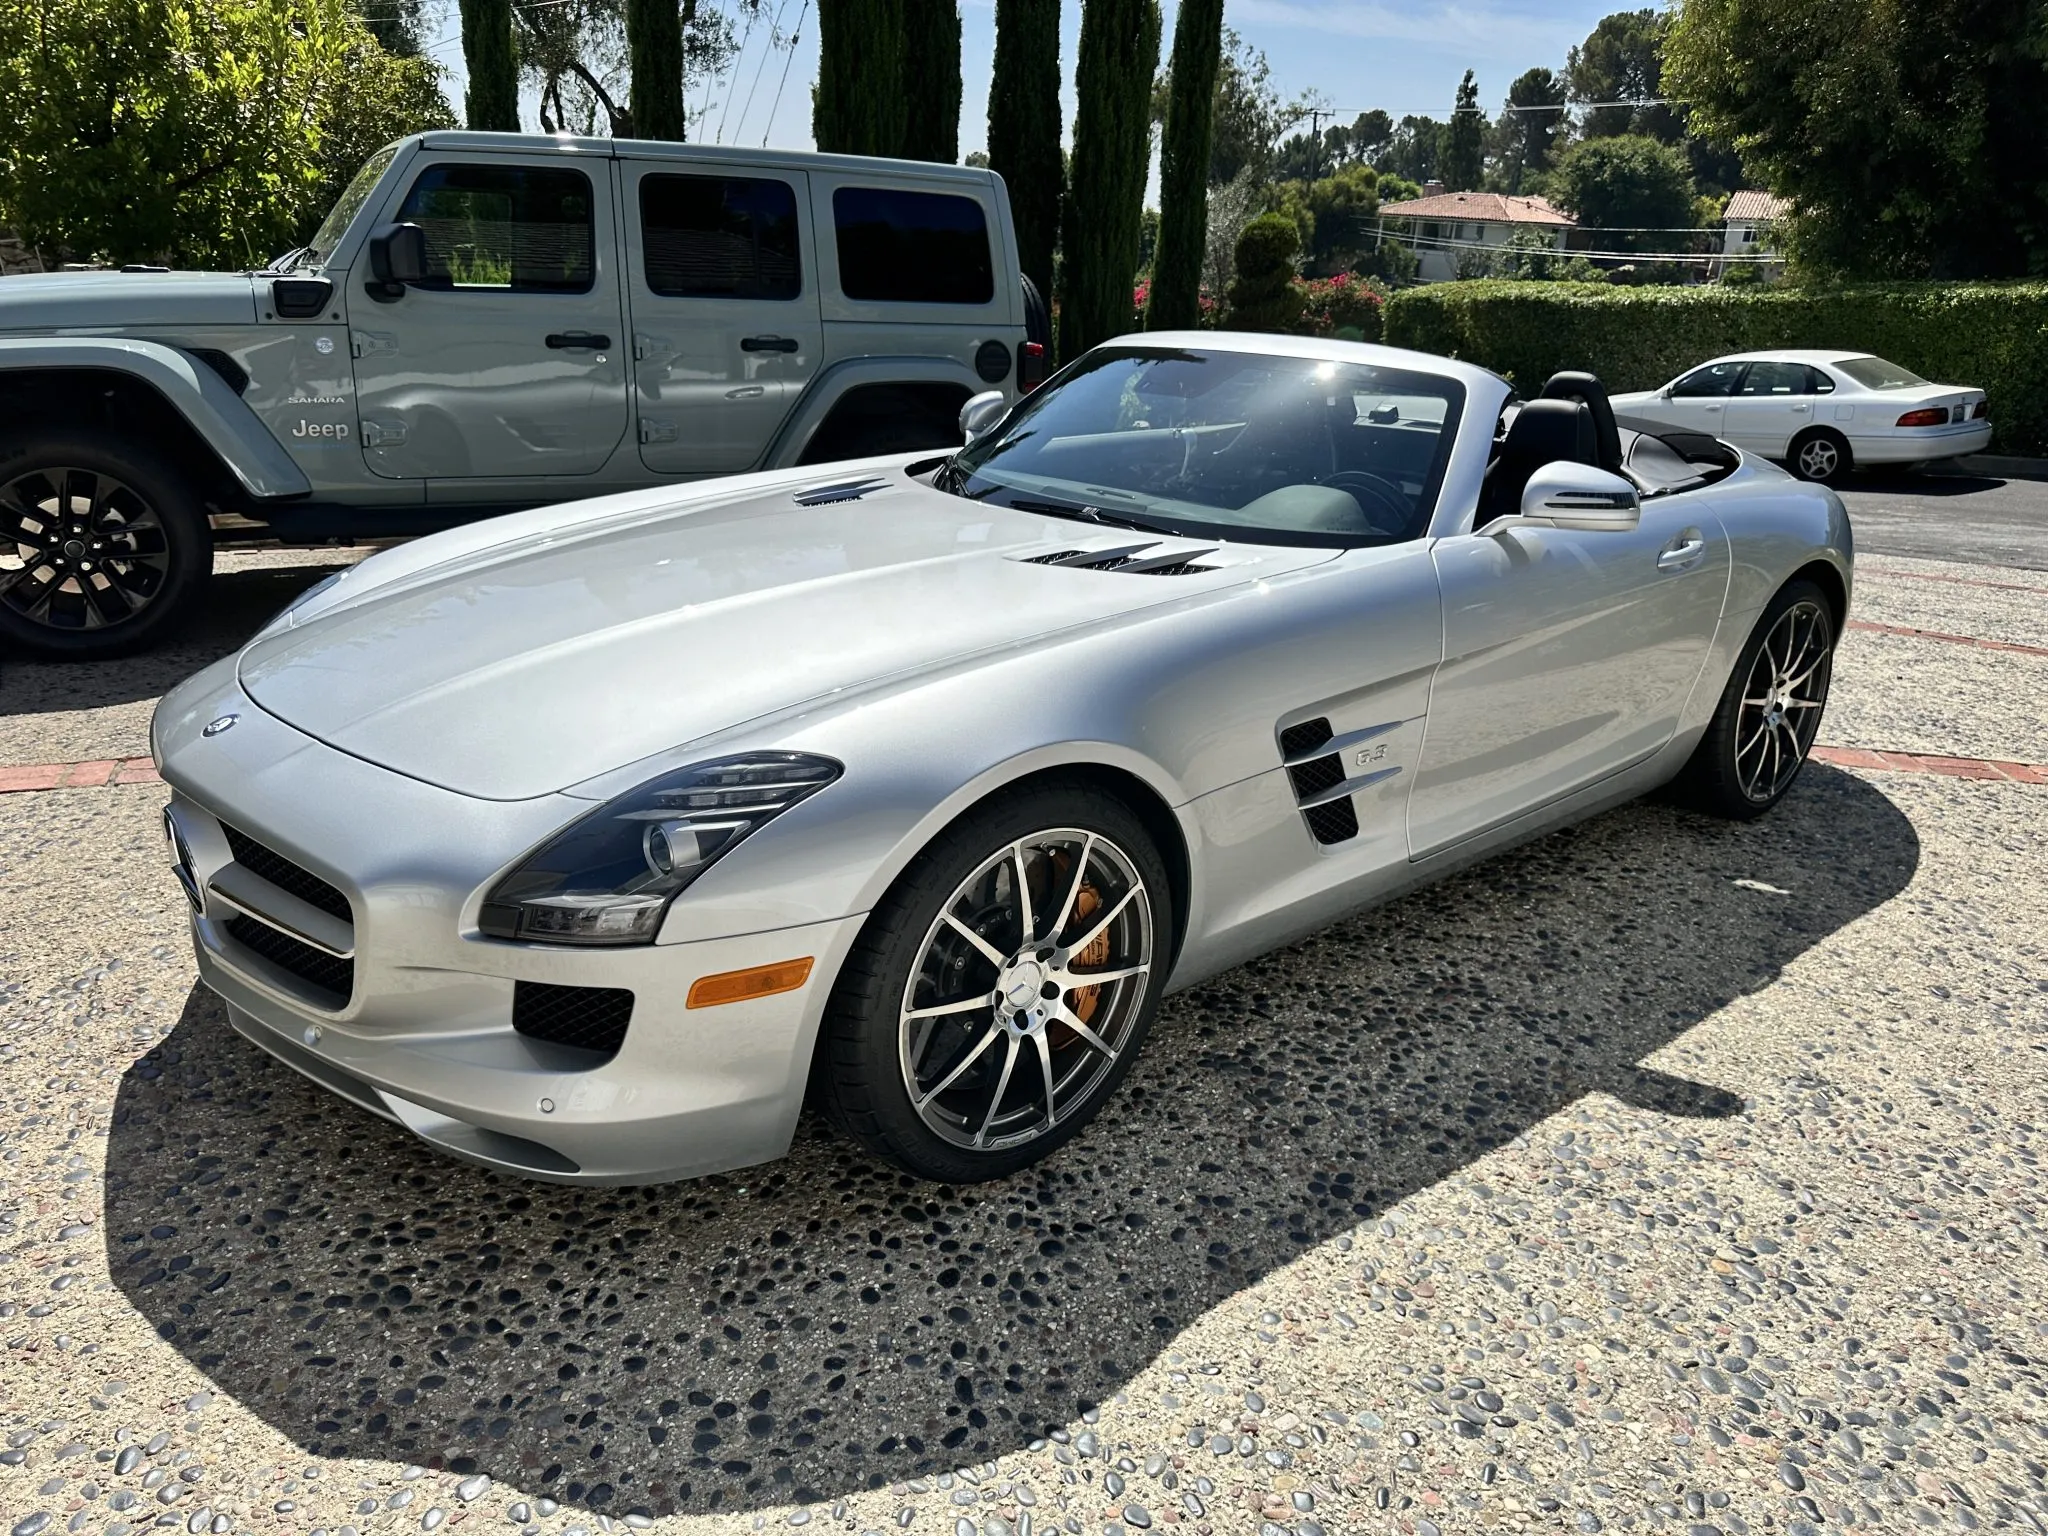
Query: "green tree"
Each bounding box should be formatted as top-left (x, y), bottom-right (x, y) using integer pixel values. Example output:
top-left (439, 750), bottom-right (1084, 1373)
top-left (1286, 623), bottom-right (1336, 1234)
top-left (1566, 9), bottom-right (1677, 141)
top-left (814, 0), bottom-right (905, 154)
top-left (987, 0), bottom-right (1062, 299)
top-left (1204, 27), bottom-right (1284, 186)
top-left (901, 0), bottom-right (961, 161)
top-left (1496, 67), bottom-right (1565, 192)
top-left (1548, 133), bottom-right (1696, 251)
top-left (624, 0), bottom-right (686, 137)
top-left (1059, 0), bottom-right (1161, 359)
top-left (1146, 0), bottom-right (1224, 330)
top-left (1666, 0), bottom-right (2048, 278)
top-left (1272, 162), bottom-right (1381, 275)
top-left (461, 0), bottom-right (519, 130)
top-left (0, 0), bottom-right (453, 268)
top-left (1441, 70), bottom-right (1483, 190)
top-left (1224, 212), bottom-right (1301, 331)
top-left (1374, 115), bottom-right (1443, 184)
top-left (353, 0), bottom-right (427, 55)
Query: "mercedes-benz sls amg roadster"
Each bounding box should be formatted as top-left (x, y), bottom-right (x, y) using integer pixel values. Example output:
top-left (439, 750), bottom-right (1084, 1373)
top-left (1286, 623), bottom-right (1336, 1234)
top-left (154, 334), bottom-right (1851, 1185)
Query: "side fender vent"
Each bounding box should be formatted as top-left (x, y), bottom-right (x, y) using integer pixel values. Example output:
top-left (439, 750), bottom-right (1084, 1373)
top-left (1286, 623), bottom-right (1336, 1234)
top-left (1275, 713), bottom-right (1402, 848)
top-left (794, 475), bottom-right (892, 506)
top-left (186, 348), bottom-right (250, 396)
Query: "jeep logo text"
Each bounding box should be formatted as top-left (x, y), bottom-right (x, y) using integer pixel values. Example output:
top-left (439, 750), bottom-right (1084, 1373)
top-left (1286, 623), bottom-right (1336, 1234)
top-left (291, 419), bottom-right (351, 440)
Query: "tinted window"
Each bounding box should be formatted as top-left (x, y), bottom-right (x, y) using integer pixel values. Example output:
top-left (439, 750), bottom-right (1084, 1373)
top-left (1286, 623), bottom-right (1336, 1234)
top-left (1833, 355), bottom-right (1929, 390)
top-left (398, 164), bottom-right (593, 293)
top-left (1807, 366), bottom-right (1835, 394)
top-left (946, 347), bottom-right (1464, 546)
top-left (640, 174), bottom-right (801, 300)
top-left (833, 187), bottom-right (993, 304)
top-left (1670, 361), bottom-right (1744, 398)
top-left (1737, 361), bottom-right (1810, 395)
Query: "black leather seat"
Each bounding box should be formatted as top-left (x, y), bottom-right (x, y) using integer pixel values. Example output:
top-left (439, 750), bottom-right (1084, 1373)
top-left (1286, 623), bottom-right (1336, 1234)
top-left (1539, 370), bottom-right (1625, 474)
top-left (1479, 398), bottom-right (1599, 523)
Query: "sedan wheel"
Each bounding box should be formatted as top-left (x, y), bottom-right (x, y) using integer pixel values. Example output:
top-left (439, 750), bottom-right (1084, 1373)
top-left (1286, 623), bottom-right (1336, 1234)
top-left (817, 784), bottom-right (1172, 1182)
top-left (1789, 430), bottom-right (1849, 484)
top-left (1670, 578), bottom-right (1836, 819)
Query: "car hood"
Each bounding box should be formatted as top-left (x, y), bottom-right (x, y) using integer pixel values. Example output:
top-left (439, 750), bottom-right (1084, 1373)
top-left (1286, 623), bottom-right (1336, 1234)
top-left (238, 468), bottom-right (1334, 800)
top-left (0, 270), bottom-right (260, 330)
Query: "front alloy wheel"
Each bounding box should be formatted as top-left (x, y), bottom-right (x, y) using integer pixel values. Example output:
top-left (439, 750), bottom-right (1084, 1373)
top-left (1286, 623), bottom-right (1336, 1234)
top-left (817, 784), bottom-right (1172, 1182)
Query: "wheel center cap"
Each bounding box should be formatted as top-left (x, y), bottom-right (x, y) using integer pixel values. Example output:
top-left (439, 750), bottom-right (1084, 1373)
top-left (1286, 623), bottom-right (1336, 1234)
top-left (61, 538), bottom-right (85, 559)
top-left (1001, 959), bottom-right (1046, 1010)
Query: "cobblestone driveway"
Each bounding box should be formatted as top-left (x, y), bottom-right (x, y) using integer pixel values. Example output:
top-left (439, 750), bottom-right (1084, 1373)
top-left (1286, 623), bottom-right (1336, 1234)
top-left (2, 529), bottom-right (2044, 1536)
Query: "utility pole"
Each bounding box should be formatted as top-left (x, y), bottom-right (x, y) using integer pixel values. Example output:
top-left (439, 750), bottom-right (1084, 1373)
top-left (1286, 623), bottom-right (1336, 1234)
top-left (1305, 106), bottom-right (1329, 182)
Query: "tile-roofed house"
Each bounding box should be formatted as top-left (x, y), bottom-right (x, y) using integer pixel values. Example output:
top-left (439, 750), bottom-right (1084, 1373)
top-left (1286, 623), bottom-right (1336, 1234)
top-left (1721, 190), bottom-right (1790, 277)
top-left (1376, 192), bottom-right (1577, 282)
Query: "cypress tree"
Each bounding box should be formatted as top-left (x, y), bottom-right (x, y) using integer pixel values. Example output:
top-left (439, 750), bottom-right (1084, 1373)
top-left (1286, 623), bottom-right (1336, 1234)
top-left (460, 0), bottom-right (519, 132)
top-left (987, 0), bottom-right (1063, 302)
top-left (1145, 0), bottom-right (1223, 330)
top-left (901, 0), bottom-right (962, 162)
top-left (626, 0), bottom-right (687, 140)
top-left (1059, 0), bottom-right (1161, 360)
top-left (1442, 69), bottom-right (1484, 190)
top-left (815, 0), bottom-right (907, 155)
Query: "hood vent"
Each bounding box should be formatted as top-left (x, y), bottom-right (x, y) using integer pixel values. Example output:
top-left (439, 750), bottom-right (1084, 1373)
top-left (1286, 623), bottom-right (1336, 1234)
top-left (793, 475), bottom-right (892, 506)
top-left (1022, 541), bottom-right (1218, 576)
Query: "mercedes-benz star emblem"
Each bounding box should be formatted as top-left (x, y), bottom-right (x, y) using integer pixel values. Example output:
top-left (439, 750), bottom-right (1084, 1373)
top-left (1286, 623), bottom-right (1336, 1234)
top-left (202, 713), bottom-right (240, 737)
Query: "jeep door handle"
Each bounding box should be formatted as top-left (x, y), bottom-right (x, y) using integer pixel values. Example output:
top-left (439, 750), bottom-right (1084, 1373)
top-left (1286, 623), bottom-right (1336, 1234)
top-left (546, 331), bottom-right (611, 350)
top-left (1656, 535), bottom-right (1707, 570)
top-left (740, 334), bottom-right (800, 353)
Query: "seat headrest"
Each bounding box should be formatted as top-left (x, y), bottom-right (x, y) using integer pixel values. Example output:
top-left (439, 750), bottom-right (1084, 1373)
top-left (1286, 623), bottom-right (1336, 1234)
top-left (1538, 370), bottom-right (1624, 474)
top-left (1502, 397), bottom-right (1598, 468)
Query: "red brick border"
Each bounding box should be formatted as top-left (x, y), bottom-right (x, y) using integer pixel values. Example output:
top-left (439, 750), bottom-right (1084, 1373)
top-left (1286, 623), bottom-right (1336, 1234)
top-left (1847, 619), bottom-right (2048, 658)
top-left (1811, 746), bottom-right (2048, 784)
top-left (0, 757), bottom-right (161, 794)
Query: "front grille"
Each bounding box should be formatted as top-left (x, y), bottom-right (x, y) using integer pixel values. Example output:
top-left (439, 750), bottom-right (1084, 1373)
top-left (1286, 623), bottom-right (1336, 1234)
top-left (221, 824), bottom-right (351, 922)
top-left (225, 914), bottom-right (354, 1001)
top-left (513, 981), bottom-right (634, 1058)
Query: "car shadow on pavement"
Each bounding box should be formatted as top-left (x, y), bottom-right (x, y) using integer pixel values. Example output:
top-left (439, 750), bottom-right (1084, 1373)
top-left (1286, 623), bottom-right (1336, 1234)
top-left (102, 763), bottom-right (1918, 1518)
top-left (0, 557), bottom-right (348, 716)
top-left (1856, 468), bottom-right (2007, 496)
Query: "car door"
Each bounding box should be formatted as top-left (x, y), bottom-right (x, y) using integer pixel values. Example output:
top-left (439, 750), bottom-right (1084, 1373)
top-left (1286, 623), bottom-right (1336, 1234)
top-left (1724, 359), bottom-right (1816, 456)
top-left (621, 160), bottom-right (822, 475)
top-left (1652, 359), bottom-right (1746, 439)
top-left (347, 154), bottom-right (629, 484)
top-left (1408, 494), bottom-right (1730, 857)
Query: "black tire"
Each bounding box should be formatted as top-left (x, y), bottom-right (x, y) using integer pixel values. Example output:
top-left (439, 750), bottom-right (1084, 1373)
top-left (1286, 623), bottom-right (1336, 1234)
top-left (1787, 428), bottom-right (1851, 484)
top-left (1669, 578), bottom-right (1837, 820)
top-left (0, 432), bottom-right (213, 659)
top-left (815, 780), bottom-right (1175, 1183)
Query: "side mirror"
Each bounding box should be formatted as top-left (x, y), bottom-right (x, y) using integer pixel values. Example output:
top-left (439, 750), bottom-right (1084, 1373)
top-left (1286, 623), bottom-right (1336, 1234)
top-left (959, 389), bottom-right (1008, 443)
top-left (1659, 384), bottom-right (1675, 399)
top-left (1520, 461), bottom-right (1641, 531)
top-left (366, 222), bottom-right (427, 295)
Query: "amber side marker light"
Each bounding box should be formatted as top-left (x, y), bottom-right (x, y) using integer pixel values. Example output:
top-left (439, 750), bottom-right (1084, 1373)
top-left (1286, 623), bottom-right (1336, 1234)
top-left (686, 957), bottom-right (815, 1009)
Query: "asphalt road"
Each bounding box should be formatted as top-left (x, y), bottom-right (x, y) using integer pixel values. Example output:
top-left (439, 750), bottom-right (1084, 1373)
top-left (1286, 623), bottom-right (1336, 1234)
top-left (1838, 467), bottom-right (2048, 570)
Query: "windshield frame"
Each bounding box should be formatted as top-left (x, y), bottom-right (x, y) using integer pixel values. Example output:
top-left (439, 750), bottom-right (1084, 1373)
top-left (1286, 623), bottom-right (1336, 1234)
top-left (303, 142), bottom-right (403, 271)
top-left (944, 344), bottom-right (1468, 550)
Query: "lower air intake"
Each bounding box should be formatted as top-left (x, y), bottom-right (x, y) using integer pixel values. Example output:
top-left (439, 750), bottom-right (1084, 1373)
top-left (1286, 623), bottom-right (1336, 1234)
top-left (225, 915), bottom-right (354, 1002)
top-left (513, 981), bottom-right (634, 1059)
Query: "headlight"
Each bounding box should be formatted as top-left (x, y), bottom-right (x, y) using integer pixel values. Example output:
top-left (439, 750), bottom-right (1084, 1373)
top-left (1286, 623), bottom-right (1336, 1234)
top-left (477, 753), bottom-right (842, 945)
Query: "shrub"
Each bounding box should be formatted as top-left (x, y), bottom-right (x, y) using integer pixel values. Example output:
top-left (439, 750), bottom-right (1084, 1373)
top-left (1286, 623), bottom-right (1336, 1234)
top-left (1295, 273), bottom-right (1384, 342)
top-left (1382, 279), bottom-right (2048, 455)
top-left (1226, 213), bottom-right (1303, 333)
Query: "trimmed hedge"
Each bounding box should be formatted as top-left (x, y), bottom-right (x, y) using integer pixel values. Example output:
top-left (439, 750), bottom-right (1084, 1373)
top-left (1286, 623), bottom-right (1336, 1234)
top-left (1382, 280), bottom-right (2048, 456)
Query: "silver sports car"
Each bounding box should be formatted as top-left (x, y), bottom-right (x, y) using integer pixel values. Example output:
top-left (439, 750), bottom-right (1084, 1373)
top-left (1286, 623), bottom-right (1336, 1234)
top-left (154, 333), bottom-right (1851, 1186)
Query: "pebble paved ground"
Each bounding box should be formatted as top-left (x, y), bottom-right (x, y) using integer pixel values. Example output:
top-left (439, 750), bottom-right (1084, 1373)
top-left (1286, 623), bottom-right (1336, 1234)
top-left (2, 492), bottom-right (2045, 1536)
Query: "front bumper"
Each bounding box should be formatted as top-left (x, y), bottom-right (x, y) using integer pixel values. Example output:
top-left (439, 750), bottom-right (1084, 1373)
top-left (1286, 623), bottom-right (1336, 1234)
top-left (158, 665), bottom-right (866, 1185)
top-left (1851, 421), bottom-right (1993, 463)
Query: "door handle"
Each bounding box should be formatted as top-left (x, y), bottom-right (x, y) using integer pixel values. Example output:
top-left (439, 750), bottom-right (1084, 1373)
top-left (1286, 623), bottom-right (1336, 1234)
top-left (546, 331), bottom-right (611, 350)
top-left (740, 334), bottom-right (800, 353)
top-left (1656, 536), bottom-right (1706, 570)
top-left (1792, 403), bottom-right (1811, 412)
top-left (1702, 403), bottom-right (1722, 412)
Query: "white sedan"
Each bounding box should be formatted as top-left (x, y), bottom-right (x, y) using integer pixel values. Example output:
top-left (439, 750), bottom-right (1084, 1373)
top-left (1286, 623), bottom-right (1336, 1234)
top-left (1611, 350), bottom-right (1991, 483)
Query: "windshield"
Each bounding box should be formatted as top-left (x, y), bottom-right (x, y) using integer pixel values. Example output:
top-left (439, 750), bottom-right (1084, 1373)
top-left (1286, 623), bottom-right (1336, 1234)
top-left (1833, 355), bottom-right (1928, 390)
top-left (303, 143), bottom-right (401, 268)
top-left (945, 347), bottom-right (1465, 545)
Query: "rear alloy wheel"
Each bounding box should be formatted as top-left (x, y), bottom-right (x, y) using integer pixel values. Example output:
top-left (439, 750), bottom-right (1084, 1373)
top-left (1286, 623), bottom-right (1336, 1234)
top-left (817, 785), bottom-right (1172, 1182)
top-left (1788, 429), bottom-right (1851, 484)
top-left (0, 435), bottom-right (212, 659)
top-left (1670, 578), bottom-right (1836, 819)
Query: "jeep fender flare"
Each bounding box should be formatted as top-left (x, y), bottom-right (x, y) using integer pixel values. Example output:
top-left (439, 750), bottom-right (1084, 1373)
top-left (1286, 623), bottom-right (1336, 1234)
top-left (763, 356), bottom-right (1007, 470)
top-left (0, 337), bottom-right (312, 501)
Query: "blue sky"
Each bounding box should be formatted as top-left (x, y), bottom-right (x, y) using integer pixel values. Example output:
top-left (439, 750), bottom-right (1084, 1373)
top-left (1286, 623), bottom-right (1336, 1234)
top-left (433, 0), bottom-right (1633, 162)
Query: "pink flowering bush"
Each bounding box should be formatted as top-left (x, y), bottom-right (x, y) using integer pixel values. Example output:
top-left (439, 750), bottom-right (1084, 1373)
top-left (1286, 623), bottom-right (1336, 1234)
top-left (1295, 272), bottom-right (1385, 342)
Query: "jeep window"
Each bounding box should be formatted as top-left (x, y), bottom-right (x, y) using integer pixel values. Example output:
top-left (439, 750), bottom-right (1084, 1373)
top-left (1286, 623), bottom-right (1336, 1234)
top-left (397, 165), bottom-right (595, 294)
top-left (832, 187), bottom-right (993, 304)
top-left (307, 143), bottom-right (399, 267)
top-left (640, 174), bottom-right (801, 300)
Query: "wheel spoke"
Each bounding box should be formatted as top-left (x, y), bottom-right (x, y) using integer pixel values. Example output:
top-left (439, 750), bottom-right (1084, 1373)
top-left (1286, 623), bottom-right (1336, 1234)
top-left (1066, 883), bottom-right (1142, 961)
top-left (1053, 1002), bottom-right (1119, 1062)
top-left (1032, 1028), bottom-right (1058, 1131)
top-left (913, 1024), bottom-right (1000, 1110)
top-left (1011, 843), bottom-right (1036, 948)
top-left (904, 995), bottom-right (988, 1022)
top-left (974, 1034), bottom-right (1021, 1147)
top-left (1048, 833), bottom-right (1095, 942)
top-left (941, 911), bottom-right (1008, 969)
top-left (1063, 961), bottom-right (1148, 988)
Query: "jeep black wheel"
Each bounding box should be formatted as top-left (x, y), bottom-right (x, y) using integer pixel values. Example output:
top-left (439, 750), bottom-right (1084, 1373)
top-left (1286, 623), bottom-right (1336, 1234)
top-left (0, 435), bottom-right (212, 659)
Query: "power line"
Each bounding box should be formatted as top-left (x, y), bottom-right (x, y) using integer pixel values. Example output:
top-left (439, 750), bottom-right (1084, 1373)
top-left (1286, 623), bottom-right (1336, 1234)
top-left (731, 0), bottom-right (793, 146)
top-left (761, 0), bottom-right (809, 147)
top-left (714, 0), bottom-right (767, 143)
top-left (1297, 96), bottom-right (1672, 125)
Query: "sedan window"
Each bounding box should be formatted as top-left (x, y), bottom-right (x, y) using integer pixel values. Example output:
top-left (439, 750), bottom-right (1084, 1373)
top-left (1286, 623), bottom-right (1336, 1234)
top-left (1670, 361), bottom-right (1745, 398)
top-left (1806, 366), bottom-right (1836, 394)
top-left (1833, 355), bottom-right (1930, 390)
top-left (944, 347), bottom-right (1465, 546)
top-left (1736, 361), bottom-right (1810, 396)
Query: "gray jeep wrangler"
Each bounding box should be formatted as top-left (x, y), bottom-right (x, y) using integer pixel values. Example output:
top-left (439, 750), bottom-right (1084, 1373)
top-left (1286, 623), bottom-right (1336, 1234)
top-left (0, 131), bottom-right (1048, 658)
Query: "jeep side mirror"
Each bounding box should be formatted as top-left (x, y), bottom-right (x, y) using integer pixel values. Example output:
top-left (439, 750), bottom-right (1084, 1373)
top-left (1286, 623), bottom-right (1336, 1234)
top-left (959, 390), bottom-right (1008, 443)
top-left (1519, 462), bottom-right (1641, 531)
top-left (366, 223), bottom-right (427, 297)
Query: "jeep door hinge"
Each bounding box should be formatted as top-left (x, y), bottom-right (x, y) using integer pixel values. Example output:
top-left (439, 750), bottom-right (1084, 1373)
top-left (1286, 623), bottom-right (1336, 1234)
top-left (351, 329), bottom-right (397, 359)
top-left (360, 416), bottom-right (408, 448)
top-left (639, 418), bottom-right (678, 445)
